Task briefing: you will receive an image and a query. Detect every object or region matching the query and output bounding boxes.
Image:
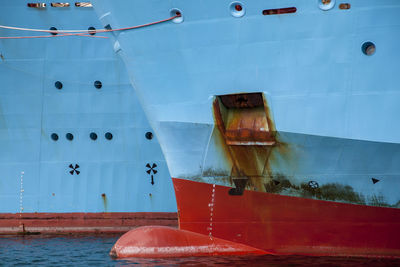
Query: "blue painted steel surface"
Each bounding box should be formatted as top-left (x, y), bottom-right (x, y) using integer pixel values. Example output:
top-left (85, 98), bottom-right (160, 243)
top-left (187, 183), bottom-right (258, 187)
top-left (0, 1), bottom-right (176, 213)
top-left (92, 0), bottom-right (400, 207)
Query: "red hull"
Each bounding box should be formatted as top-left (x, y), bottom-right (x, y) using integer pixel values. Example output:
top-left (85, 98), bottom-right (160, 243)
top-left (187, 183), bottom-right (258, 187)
top-left (110, 226), bottom-right (268, 258)
top-left (173, 178), bottom-right (400, 257)
top-left (0, 212), bottom-right (177, 234)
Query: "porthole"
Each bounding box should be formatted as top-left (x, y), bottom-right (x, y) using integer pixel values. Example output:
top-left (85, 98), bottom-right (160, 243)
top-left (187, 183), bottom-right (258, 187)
top-left (88, 26), bottom-right (96, 35)
top-left (170, 8), bottom-right (183, 24)
top-left (94, 80), bottom-right (102, 89)
top-left (51, 133), bottom-right (59, 141)
top-left (229, 2), bottom-right (245, 17)
top-left (105, 132), bottom-right (113, 140)
top-left (145, 132), bottom-right (153, 140)
top-left (55, 81), bottom-right (63, 90)
top-left (49, 27), bottom-right (58, 35)
top-left (90, 132), bottom-right (97, 140)
top-left (318, 0), bottom-right (335, 11)
top-left (66, 133), bottom-right (74, 141)
top-left (362, 42), bottom-right (376, 56)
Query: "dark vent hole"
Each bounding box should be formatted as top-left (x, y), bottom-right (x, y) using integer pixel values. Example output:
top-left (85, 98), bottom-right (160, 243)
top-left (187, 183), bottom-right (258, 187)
top-left (50, 27), bottom-right (58, 35)
top-left (90, 132), bottom-right (97, 140)
top-left (145, 132), bottom-right (153, 140)
top-left (362, 42), bottom-right (375, 56)
top-left (105, 132), bottom-right (113, 140)
top-left (51, 133), bottom-right (59, 141)
top-left (235, 4), bottom-right (243, 11)
top-left (55, 81), bottom-right (63, 90)
top-left (88, 26), bottom-right (96, 35)
top-left (94, 80), bottom-right (102, 89)
top-left (66, 133), bottom-right (74, 141)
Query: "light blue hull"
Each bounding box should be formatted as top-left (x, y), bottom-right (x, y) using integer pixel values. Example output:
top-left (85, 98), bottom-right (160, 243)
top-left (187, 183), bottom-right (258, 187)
top-left (0, 1), bottom-right (176, 213)
top-left (92, 0), bottom-right (400, 207)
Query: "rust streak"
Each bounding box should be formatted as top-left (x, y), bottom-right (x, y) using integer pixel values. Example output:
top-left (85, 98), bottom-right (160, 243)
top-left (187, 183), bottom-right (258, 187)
top-left (212, 93), bottom-right (278, 192)
top-left (101, 193), bottom-right (108, 212)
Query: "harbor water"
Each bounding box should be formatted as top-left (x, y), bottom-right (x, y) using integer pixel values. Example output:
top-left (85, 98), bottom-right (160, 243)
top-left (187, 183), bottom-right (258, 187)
top-left (1, 235), bottom-right (400, 266)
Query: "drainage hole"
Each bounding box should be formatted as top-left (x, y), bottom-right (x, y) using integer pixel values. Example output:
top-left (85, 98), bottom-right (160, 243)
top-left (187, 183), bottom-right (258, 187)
top-left (145, 132), bottom-right (153, 140)
top-left (94, 80), bottom-right (102, 89)
top-left (362, 42), bottom-right (375, 56)
top-left (235, 4), bottom-right (243, 11)
top-left (55, 81), bottom-right (63, 90)
top-left (170, 8), bottom-right (184, 23)
top-left (49, 27), bottom-right (58, 35)
top-left (51, 133), bottom-right (59, 141)
top-left (88, 26), bottom-right (96, 35)
top-left (66, 133), bottom-right (74, 141)
top-left (105, 132), bottom-right (113, 140)
top-left (90, 132), bottom-right (97, 140)
top-left (230, 2), bottom-right (245, 18)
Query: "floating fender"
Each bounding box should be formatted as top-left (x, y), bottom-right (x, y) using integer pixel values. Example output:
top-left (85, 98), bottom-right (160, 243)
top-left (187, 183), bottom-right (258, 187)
top-left (110, 226), bottom-right (270, 258)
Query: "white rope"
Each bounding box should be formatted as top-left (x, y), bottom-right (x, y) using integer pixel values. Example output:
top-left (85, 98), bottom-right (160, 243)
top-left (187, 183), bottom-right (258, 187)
top-left (0, 24), bottom-right (90, 33)
top-left (0, 14), bottom-right (180, 34)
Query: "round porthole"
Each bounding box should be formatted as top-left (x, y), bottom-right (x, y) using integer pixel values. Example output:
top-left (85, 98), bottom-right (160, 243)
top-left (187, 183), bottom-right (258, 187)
top-left (94, 80), bottom-right (102, 89)
top-left (88, 26), bottom-right (96, 35)
top-left (362, 41), bottom-right (376, 56)
top-left (105, 132), bottom-right (113, 140)
top-left (51, 133), bottom-right (59, 141)
top-left (66, 133), bottom-right (74, 141)
top-left (49, 27), bottom-right (58, 35)
top-left (90, 132), bottom-right (97, 140)
top-left (170, 8), bottom-right (183, 23)
top-left (229, 2), bottom-right (245, 18)
top-left (145, 132), bottom-right (153, 140)
top-left (55, 81), bottom-right (63, 90)
top-left (318, 0), bottom-right (335, 11)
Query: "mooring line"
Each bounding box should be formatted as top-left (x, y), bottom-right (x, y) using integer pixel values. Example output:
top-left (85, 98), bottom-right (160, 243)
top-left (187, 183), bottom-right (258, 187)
top-left (0, 14), bottom-right (180, 39)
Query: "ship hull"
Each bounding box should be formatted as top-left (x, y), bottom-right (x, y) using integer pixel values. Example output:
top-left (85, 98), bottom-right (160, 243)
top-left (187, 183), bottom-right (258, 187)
top-left (0, 212), bottom-right (177, 234)
top-left (174, 178), bottom-right (400, 257)
top-left (91, 0), bottom-right (400, 255)
top-left (0, 1), bottom-right (177, 232)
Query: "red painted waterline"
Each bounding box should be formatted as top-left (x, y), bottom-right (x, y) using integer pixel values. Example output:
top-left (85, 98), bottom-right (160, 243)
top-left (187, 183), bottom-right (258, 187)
top-left (173, 178), bottom-right (400, 257)
top-left (0, 212), bottom-right (177, 234)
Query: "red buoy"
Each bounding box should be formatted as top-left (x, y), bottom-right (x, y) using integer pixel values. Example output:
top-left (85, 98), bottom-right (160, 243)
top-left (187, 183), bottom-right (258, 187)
top-left (110, 226), bottom-right (269, 258)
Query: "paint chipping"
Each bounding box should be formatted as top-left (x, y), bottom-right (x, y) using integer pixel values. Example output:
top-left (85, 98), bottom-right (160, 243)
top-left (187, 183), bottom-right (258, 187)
top-left (368, 195), bottom-right (390, 208)
top-left (264, 175), bottom-right (364, 203)
top-left (202, 168), bottom-right (230, 178)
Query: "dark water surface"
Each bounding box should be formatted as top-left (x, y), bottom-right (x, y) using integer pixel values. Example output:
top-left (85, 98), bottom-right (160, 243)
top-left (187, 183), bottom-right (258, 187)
top-left (0, 235), bottom-right (399, 266)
